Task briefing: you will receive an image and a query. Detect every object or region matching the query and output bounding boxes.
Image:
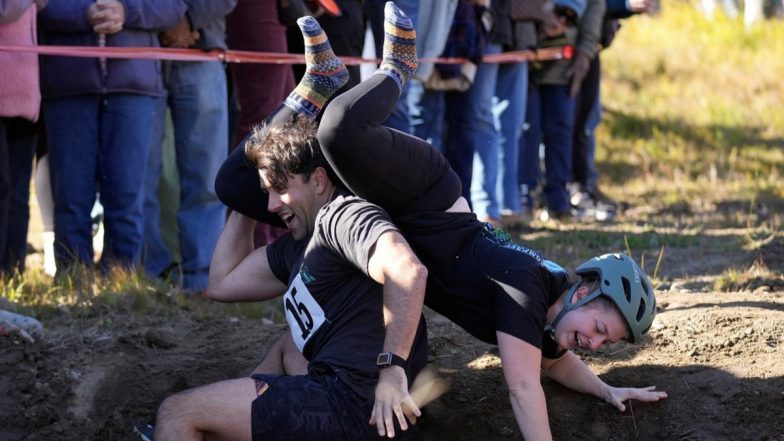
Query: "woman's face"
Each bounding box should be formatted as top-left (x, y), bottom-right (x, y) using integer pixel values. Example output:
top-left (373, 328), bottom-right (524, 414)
top-left (551, 295), bottom-right (629, 351)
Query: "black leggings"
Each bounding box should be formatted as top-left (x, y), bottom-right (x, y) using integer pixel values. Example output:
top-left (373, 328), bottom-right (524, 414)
top-left (214, 75), bottom-right (461, 223)
top-left (317, 74), bottom-right (460, 215)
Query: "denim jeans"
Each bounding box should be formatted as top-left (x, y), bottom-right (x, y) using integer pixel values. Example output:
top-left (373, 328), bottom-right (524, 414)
top-left (472, 60), bottom-right (528, 219)
top-left (519, 84), bottom-right (575, 214)
top-left (364, 0), bottom-right (419, 133)
top-left (572, 55), bottom-right (601, 191)
top-left (445, 43), bottom-right (501, 204)
top-left (409, 79), bottom-right (445, 153)
top-left (144, 60), bottom-right (227, 292)
top-left (45, 93), bottom-right (155, 271)
top-left (0, 118), bottom-right (37, 274)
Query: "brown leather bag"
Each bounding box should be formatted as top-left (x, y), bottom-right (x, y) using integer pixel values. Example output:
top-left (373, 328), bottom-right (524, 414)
top-left (509, 0), bottom-right (548, 21)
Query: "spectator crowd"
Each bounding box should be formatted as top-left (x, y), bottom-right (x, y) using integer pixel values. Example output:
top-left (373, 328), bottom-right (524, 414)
top-left (1, 0), bottom-right (660, 286)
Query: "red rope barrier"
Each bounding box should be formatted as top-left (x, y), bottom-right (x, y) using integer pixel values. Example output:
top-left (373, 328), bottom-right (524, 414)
top-left (0, 44), bottom-right (572, 65)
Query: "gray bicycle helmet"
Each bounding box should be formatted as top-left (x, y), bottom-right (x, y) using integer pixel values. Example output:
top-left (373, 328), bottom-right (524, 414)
top-left (549, 253), bottom-right (656, 343)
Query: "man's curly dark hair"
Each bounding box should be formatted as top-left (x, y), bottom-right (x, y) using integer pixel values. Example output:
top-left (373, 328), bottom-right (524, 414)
top-left (244, 117), bottom-right (341, 192)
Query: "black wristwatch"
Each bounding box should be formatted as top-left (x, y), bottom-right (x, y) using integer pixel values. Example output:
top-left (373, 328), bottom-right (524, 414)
top-left (376, 352), bottom-right (406, 369)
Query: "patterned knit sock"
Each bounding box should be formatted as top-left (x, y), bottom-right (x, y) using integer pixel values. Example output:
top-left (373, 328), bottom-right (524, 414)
top-left (284, 16), bottom-right (349, 119)
top-left (374, 1), bottom-right (417, 93)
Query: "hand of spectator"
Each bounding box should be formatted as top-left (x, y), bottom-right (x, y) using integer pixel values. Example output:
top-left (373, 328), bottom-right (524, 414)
top-left (542, 9), bottom-right (567, 37)
top-left (160, 16), bottom-right (200, 48)
top-left (628, 0), bottom-right (657, 13)
top-left (87, 0), bottom-right (125, 35)
top-left (369, 366), bottom-right (421, 438)
top-left (568, 52), bottom-right (591, 97)
top-left (34, 0), bottom-right (49, 12)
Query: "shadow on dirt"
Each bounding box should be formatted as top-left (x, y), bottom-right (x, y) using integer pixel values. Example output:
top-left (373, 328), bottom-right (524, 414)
top-left (420, 362), bottom-right (784, 441)
top-left (545, 364), bottom-right (784, 441)
top-left (665, 299), bottom-right (784, 314)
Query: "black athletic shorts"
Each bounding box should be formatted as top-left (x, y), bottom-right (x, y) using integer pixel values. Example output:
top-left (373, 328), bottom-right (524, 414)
top-left (250, 372), bottom-right (416, 441)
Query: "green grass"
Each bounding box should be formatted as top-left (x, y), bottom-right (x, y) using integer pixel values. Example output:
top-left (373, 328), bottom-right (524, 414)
top-left (598, 1), bottom-right (784, 199)
top-left (1, 264), bottom-right (281, 324)
top-left (514, 1), bottom-right (783, 291)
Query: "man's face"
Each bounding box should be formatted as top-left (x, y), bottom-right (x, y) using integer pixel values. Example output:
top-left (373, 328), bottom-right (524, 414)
top-left (552, 302), bottom-right (628, 351)
top-left (260, 171), bottom-right (322, 240)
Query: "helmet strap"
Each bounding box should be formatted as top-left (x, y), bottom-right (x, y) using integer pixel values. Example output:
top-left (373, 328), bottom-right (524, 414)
top-left (548, 282), bottom-right (604, 334)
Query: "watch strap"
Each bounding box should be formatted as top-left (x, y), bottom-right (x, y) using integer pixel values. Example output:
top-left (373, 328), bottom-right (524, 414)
top-left (376, 352), bottom-right (406, 369)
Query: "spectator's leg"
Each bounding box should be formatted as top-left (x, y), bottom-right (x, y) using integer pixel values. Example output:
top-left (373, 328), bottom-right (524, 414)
top-left (143, 82), bottom-right (174, 279)
top-left (468, 44), bottom-right (507, 221)
top-left (45, 96), bottom-right (100, 268)
top-left (0, 119), bottom-right (10, 272)
top-left (540, 85), bottom-right (575, 216)
top-left (170, 60), bottom-right (229, 292)
top-left (3, 119), bottom-right (37, 273)
top-left (519, 85), bottom-right (543, 213)
top-left (572, 55), bottom-right (601, 191)
top-left (444, 46), bottom-right (501, 204)
top-left (409, 82), bottom-right (445, 152)
top-left (34, 153), bottom-right (56, 276)
top-left (226, 0), bottom-right (294, 145)
top-left (365, 0), bottom-right (386, 59)
top-left (496, 61), bottom-right (528, 215)
top-left (97, 94), bottom-right (156, 270)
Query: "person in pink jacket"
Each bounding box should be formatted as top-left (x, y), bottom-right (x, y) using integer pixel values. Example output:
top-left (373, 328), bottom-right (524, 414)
top-left (0, 0), bottom-right (46, 275)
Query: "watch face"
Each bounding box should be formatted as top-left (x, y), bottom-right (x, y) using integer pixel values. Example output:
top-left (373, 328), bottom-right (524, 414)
top-left (377, 352), bottom-right (392, 366)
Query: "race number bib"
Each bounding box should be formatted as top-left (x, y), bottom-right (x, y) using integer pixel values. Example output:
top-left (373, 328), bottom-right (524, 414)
top-left (283, 273), bottom-right (327, 352)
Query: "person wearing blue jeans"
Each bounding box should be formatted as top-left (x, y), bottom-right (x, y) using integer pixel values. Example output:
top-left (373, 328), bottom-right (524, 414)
top-left (571, 0), bottom-right (656, 219)
top-left (518, 0), bottom-right (603, 219)
top-left (445, 41), bottom-right (501, 204)
top-left (39, 0), bottom-right (186, 271)
top-left (143, 61), bottom-right (229, 291)
top-left (520, 84), bottom-right (576, 217)
top-left (472, 11), bottom-right (540, 225)
top-left (45, 94), bottom-right (158, 269)
top-left (144, 1), bottom-right (235, 292)
top-left (471, 59), bottom-right (528, 224)
top-left (408, 0), bottom-right (459, 153)
top-left (364, 0), bottom-right (418, 133)
top-left (571, 54), bottom-right (602, 195)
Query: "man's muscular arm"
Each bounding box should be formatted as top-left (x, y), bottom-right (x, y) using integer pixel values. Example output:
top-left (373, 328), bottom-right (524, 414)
top-left (367, 231), bottom-right (428, 438)
top-left (207, 211), bottom-right (287, 302)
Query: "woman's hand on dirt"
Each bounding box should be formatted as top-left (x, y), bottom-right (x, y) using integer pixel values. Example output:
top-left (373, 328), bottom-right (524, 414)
top-left (604, 386), bottom-right (668, 412)
top-left (370, 366), bottom-right (421, 438)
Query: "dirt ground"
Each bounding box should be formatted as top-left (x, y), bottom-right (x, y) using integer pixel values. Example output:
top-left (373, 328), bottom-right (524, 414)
top-left (2, 236), bottom-right (783, 441)
top-left (3, 286), bottom-right (783, 440)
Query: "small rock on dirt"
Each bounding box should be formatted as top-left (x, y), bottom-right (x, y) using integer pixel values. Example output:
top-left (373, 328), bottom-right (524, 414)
top-left (144, 328), bottom-right (178, 349)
